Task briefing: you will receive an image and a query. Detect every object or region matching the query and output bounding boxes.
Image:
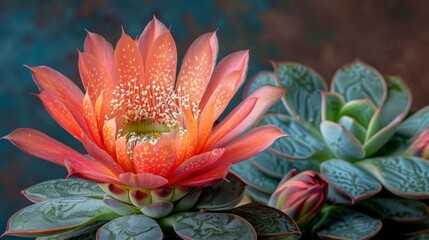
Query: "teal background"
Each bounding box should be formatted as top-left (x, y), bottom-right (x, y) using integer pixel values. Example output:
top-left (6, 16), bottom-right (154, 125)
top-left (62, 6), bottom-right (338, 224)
top-left (1, 1), bottom-right (429, 238)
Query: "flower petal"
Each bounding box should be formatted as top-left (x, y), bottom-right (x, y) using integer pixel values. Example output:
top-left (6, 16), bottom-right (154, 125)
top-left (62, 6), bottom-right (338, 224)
top-left (102, 118), bottom-right (117, 157)
top-left (65, 160), bottom-right (121, 184)
top-left (177, 163), bottom-right (231, 187)
top-left (145, 30), bottom-right (177, 89)
top-left (119, 172), bottom-right (168, 189)
top-left (199, 50), bottom-right (249, 119)
top-left (171, 148), bottom-right (224, 185)
top-left (138, 16), bottom-right (169, 65)
top-left (28, 66), bottom-right (86, 129)
top-left (175, 31), bottom-right (218, 113)
top-left (209, 85), bottom-right (286, 148)
top-left (132, 132), bottom-right (179, 177)
top-left (115, 29), bottom-right (145, 86)
top-left (83, 92), bottom-right (104, 148)
top-left (115, 136), bottom-right (134, 172)
top-left (218, 125), bottom-right (287, 165)
top-left (177, 108), bottom-right (198, 163)
top-left (84, 31), bottom-right (115, 81)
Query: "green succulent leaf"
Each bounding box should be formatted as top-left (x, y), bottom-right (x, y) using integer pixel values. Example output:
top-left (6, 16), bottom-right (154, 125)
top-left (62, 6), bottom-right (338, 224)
top-left (321, 91), bottom-right (345, 122)
top-left (338, 116), bottom-right (367, 144)
top-left (161, 212), bottom-right (257, 240)
top-left (407, 235), bottom-right (429, 240)
top-left (195, 172), bottom-right (246, 210)
top-left (339, 99), bottom-right (376, 128)
top-left (331, 60), bottom-right (387, 107)
top-left (226, 203), bottom-right (301, 239)
top-left (274, 62), bottom-right (327, 127)
top-left (244, 71), bottom-right (288, 114)
top-left (250, 150), bottom-right (319, 179)
top-left (321, 159), bottom-right (381, 203)
top-left (320, 121), bottom-right (365, 161)
top-left (140, 201), bottom-right (174, 219)
top-left (326, 185), bottom-right (352, 205)
top-left (96, 214), bottom-right (163, 240)
top-left (35, 221), bottom-right (105, 240)
top-left (359, 198), bottom-right (429, 222)
top-left (315, 206), bottom-right (382, 240)
top-left (357, 156), bottom-right (429, 199)
top-left (231, 161), bottom-right (278, 194)
top-left (22, 178), bottom-right (105, 203)
top-left (395, 106), bottom-right (429, 142)
top-left (261, 114), bottom-right (329, 159)
top-left (173, 188), bottom-right (203, 212)
top-left (103, 196), bottom-right (139, 216)
top-left (4, 197), bottom-right (118, 237)
top-left (246, 187), bottom-right (271, 204)
top-left (377, 76), bottom-right (411, 127)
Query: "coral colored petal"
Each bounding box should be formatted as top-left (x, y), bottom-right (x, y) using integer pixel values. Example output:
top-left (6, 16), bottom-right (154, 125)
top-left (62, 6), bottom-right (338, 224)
top-left (83, 93), bottom-right (104, 148)
top-left (37, 91), bottom-right (85, 141)
top-left (195, 100), bottom-right (216, 152)
top-left (138, 16), bottom-right (169, 65)
top-left (65, 160), bottom-right (121, 184)
top-left (119, 172), bottom-right (168, 189)
top-left (145, 30), bottom-right (177, 89)
top-left (115, 136), bottom-right (134, 172)
top-left (115, 30), bottom-right (145, 86)
top-left (210, 85), bottom-right (287, 148)
top-left (218, 125), bottom-right (287, 165)
top-left (28, 66), bottom-right (87, 130)
top-left (132, 132), bottom-right (178, 177)
top-left (175, 32), bottom-right (218, 113)
top-left (204, 97), bottom-right (257, 150)
top-left (78, 52), bottom-right (114, 106)
top-left (177, 163), bottom-right (231, 187)
top-left (199, 50), bottom-right (249, 114)
top-left (84, 31), bottom-right (115, 81)
top-left (102, 118), bottom-right (117, 157)
top-left (177, 108), bottom-right (198, 163)
top-left (171, 148), bottom-right (224, 185)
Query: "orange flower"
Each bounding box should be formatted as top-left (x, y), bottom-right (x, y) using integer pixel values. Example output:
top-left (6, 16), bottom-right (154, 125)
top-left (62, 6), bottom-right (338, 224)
top-left (4, 17), bottom-right (285, 190)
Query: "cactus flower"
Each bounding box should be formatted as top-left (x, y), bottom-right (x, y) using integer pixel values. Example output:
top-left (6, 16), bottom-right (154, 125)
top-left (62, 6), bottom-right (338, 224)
top-left (268, 170), bottom-right (328, 226)
top-left (4, 17), bottom-right (285, 207)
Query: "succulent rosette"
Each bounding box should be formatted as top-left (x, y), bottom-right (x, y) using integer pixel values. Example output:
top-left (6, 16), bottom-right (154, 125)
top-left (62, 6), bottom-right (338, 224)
top-left (233, 61), bottom-right (429, 239)
top-left (1, 18), bottom-right (303, 239)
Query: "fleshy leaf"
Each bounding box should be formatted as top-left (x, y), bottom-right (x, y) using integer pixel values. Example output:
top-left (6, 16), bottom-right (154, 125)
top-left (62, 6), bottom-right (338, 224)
top-left (320, 121), bottom-right (365, 161)
top-left (161, 212), bottom-right (257, 240)
top-left (22, 178), bottom-right (105, 203)
top-left (359, 198), bottom-right (429, 222)
top-left (231, 161), bottom-right (278, 194)
top-left (173, 188), bottom-right (203, 212)
top-left (331, 60), bottom-right (386, 107)
top-left (337, 116), bottom-right (367, 144)
top-left (226, 203), bottom-right (301, 239)
top-left (396, 106), bottom-right (429, 140)
top-left (315, 207), bottom-right (382, 240)
top-left (321, 91), bottom-right (345, 122)
top-left (357, 156), bottom-right (429, 199)
top-left (320, 159), bottom-right (381, 203)
top-left (140, 201), bottom-right (174, 219)
top-left (250, 150), bottom-right (319, 179)
top-left (4, 197), bottom-right (118, 237)
top-left (103, 196), bottom-right (139, 216)
top-left (326, 185), bottom-right (353, 205)
top-left (274, 62), bottom-right (327, 128)
top-left (35, 221), bottom-right (105, 240)
top-left (96, 214), bottom-right (163, 240)
top-left (243, 71), bottom-right (288, 114)
top-left (195, 172), bottom-right (246, 210)
top-left (246, 187), bottom-right (271, 204)
top-left (339, 99), bottom-right (376, 128)
top-left (261, 114), bottom-right (329, 159)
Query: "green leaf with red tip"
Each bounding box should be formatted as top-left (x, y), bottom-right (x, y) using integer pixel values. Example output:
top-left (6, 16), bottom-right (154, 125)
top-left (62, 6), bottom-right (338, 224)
top-left (321, 91), bottom-right (345, 122)
top-left (35, 221), bottom-right (104, 240)
top-left (339, 99), bottom-right (376, 128)
top-left (338, 116), bottom-right (367, 144)
top-left (226, 203), bottom-right (301, 239)
top-left (320, 121), bottom-right (365, 161)
top-left (244, 71), bottom-right (288, 114)
top-left (321, 159), bottom-right (381, 203)
top-left (140, 201), bottom-right (174, 219)
top-left (173, 188), bottom-right (202, 212)
top-left (359, 198), bottom-right (429, 222)
top-left (274, 62), bottom-right (327, 128)
top-left (96, 214), bottom-right (163, 240)
top-left (260, 114), bottom-right (329, 160)
top-left (160, 212), bottom-right (257, 240)
top-left (363, 113), bottom-right (402, 156)
top-left (3, 197), bottom-right (118, 237)
top-left (357, 156), bottom-right (429, 199)
top-left (331, 60), bottom-right (387, 107)
top-left (231, 160), bottom-right (278, 195)
top-left (250, 150), bottom-right (319, 179)
top-left (315, 207), bottom-right (382, 240)
top-left (103, 196), bottom-right (139, 216)
top-left (22, 178), bottom-right (105, 203)
top-left (195, 172), bottom-right (246, 210)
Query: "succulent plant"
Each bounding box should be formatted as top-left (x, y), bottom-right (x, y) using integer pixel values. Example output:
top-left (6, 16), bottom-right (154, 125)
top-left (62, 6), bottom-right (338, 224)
top-left (233, 61), bottom-right (429, 239)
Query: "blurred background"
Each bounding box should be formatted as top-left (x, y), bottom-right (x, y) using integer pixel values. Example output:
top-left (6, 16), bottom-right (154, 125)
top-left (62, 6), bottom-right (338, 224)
top-left (1, 0), bottom-right (429, 237)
